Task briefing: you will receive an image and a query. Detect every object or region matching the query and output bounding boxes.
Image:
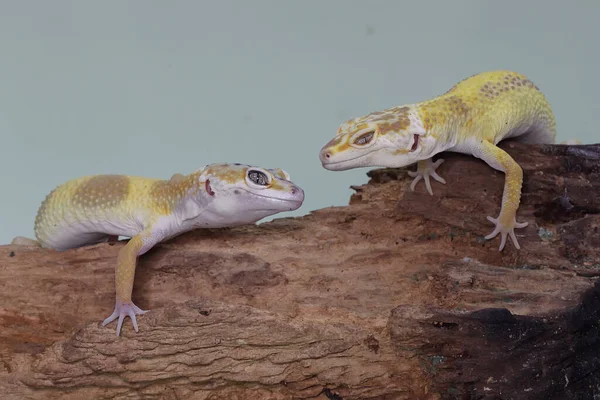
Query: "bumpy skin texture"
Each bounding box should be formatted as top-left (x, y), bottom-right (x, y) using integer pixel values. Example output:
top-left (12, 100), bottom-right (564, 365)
top-left (30, 163), bottom-right (304, 335)
top-left (319, 70), bottom-right (556, 251)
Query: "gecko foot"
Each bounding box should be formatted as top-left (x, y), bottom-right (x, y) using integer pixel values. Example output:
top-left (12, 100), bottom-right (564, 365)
top-left (408, 158), bottom-right (446, 195)
top-left (102, 299), bottom-right (149, 336)
top-left (485, 215), bottom-right (528, 251)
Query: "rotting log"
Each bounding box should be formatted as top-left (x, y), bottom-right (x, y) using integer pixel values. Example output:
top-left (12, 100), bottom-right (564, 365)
top-left (1, 141), bottom-right (599, 399)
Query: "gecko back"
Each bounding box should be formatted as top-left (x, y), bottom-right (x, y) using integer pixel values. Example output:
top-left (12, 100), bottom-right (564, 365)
top-left (34, 175), bottom-right (159, 250)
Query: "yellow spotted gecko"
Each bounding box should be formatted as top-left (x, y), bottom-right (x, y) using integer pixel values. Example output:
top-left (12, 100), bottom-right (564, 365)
top-left (12, 163), bottom-right (304, 335)
top-left (319, 70), bottom-right (558, 251)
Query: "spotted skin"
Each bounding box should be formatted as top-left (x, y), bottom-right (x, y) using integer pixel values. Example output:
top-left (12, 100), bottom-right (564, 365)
top-left (21, 163), bottom-right (305, 336)
top-left (320, 70), bottom-right (558, 251)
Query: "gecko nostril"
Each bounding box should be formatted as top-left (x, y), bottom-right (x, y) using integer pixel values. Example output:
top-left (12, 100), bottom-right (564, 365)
top-left (319, 149), bottom-right (332, 162)
top-left (291, 186), bottom-right (297, 194)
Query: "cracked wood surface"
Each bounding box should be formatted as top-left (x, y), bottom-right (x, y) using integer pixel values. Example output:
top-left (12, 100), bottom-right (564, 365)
top-left (1, 142), bottom-right (599, 399)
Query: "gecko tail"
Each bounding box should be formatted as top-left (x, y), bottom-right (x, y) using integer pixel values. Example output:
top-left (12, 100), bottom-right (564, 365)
top-left (10, 236), bottom-right (41, 247)
top-left (560, 138), bottom-right (582, 145)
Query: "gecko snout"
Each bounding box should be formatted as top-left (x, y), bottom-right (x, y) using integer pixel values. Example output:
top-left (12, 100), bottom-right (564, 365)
top-left (319, 148), bottom-right (332, 164)
top-left (284, 184), bottom-right (305, 210)
top-left (290, 185), bottom-right (304, 199)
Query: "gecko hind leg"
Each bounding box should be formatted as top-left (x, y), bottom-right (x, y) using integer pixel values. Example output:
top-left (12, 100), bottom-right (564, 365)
top-left (485, 216), bottom-right (528, 251)
top-left (102, 299), bottom-right (149, 336)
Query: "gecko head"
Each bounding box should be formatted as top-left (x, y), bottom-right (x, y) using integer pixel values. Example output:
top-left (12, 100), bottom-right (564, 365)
top-left (198, 163), bottom-right (304, 224)
top-left (319, 107), bottom-right (429, 171)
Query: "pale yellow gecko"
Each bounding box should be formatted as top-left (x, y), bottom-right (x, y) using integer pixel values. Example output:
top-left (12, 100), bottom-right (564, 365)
top-left (319, 70), bottom-right (558, 251)
top-left (12, 163), bottom-right (304, 335)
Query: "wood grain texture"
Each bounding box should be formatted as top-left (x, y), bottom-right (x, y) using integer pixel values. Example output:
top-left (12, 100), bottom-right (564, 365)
top-left (1, 141), bottom-right (599, 399)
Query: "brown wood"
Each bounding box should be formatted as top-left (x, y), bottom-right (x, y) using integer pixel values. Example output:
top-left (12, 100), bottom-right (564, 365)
top-left (1, 141), bottom-right (599, 399)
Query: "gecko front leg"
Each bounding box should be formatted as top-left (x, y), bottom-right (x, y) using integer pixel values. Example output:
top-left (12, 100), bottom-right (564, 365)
top-left (408, 158), bottom-right (446, 195)
top-left (102, 228), bottom-right (161, 335)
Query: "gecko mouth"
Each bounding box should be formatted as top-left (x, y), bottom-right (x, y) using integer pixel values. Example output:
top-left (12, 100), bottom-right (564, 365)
top-left (239, 188), bottom-right (304, 209)
top-left (321, 149), bottom-right (379, 170)
top-left (256, 197), bottom-right (304, 212)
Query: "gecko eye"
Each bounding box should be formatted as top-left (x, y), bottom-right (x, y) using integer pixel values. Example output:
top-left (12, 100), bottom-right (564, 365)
top-left (247, 170), bottom-right (270, 186)
top-left (353, 131), bottom-right (375, 146)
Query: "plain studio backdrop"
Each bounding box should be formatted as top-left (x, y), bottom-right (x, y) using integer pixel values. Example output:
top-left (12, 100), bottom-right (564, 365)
top-left (1, 1), bottom-right (598, 245)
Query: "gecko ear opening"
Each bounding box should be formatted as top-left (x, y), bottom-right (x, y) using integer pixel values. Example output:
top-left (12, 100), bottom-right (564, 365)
top-left (205, 180), bottom-right (215, 196)
top-left (410, 134), bottom-right (419, 152)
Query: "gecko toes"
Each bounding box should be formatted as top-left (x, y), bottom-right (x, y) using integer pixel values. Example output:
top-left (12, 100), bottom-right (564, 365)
top-left (409, 158), bottom-right (446, 196)
top-left (102, 300), bottom-right (149, 336)
top-left (485, 215), bottom-right (528, 251)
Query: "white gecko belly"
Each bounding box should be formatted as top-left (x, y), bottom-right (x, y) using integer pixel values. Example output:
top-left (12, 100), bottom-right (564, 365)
top-left (498, 120), bottom-right (555, 145)
top-left (38, 215), bottom-right (145, 251)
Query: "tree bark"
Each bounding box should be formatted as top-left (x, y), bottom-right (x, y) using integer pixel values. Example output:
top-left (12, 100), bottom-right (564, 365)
top-left (1, 141), bottom-right (599, 399)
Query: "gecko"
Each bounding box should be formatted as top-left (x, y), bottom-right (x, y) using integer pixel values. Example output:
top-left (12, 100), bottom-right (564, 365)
top-left (12, 163), bottom-right (304, 335)
top-left (319, 70), bottom-right (557, 251)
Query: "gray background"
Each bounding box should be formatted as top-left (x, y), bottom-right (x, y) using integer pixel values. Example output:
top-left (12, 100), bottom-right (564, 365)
top-left (1, 1), bottom-right (598, 244)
